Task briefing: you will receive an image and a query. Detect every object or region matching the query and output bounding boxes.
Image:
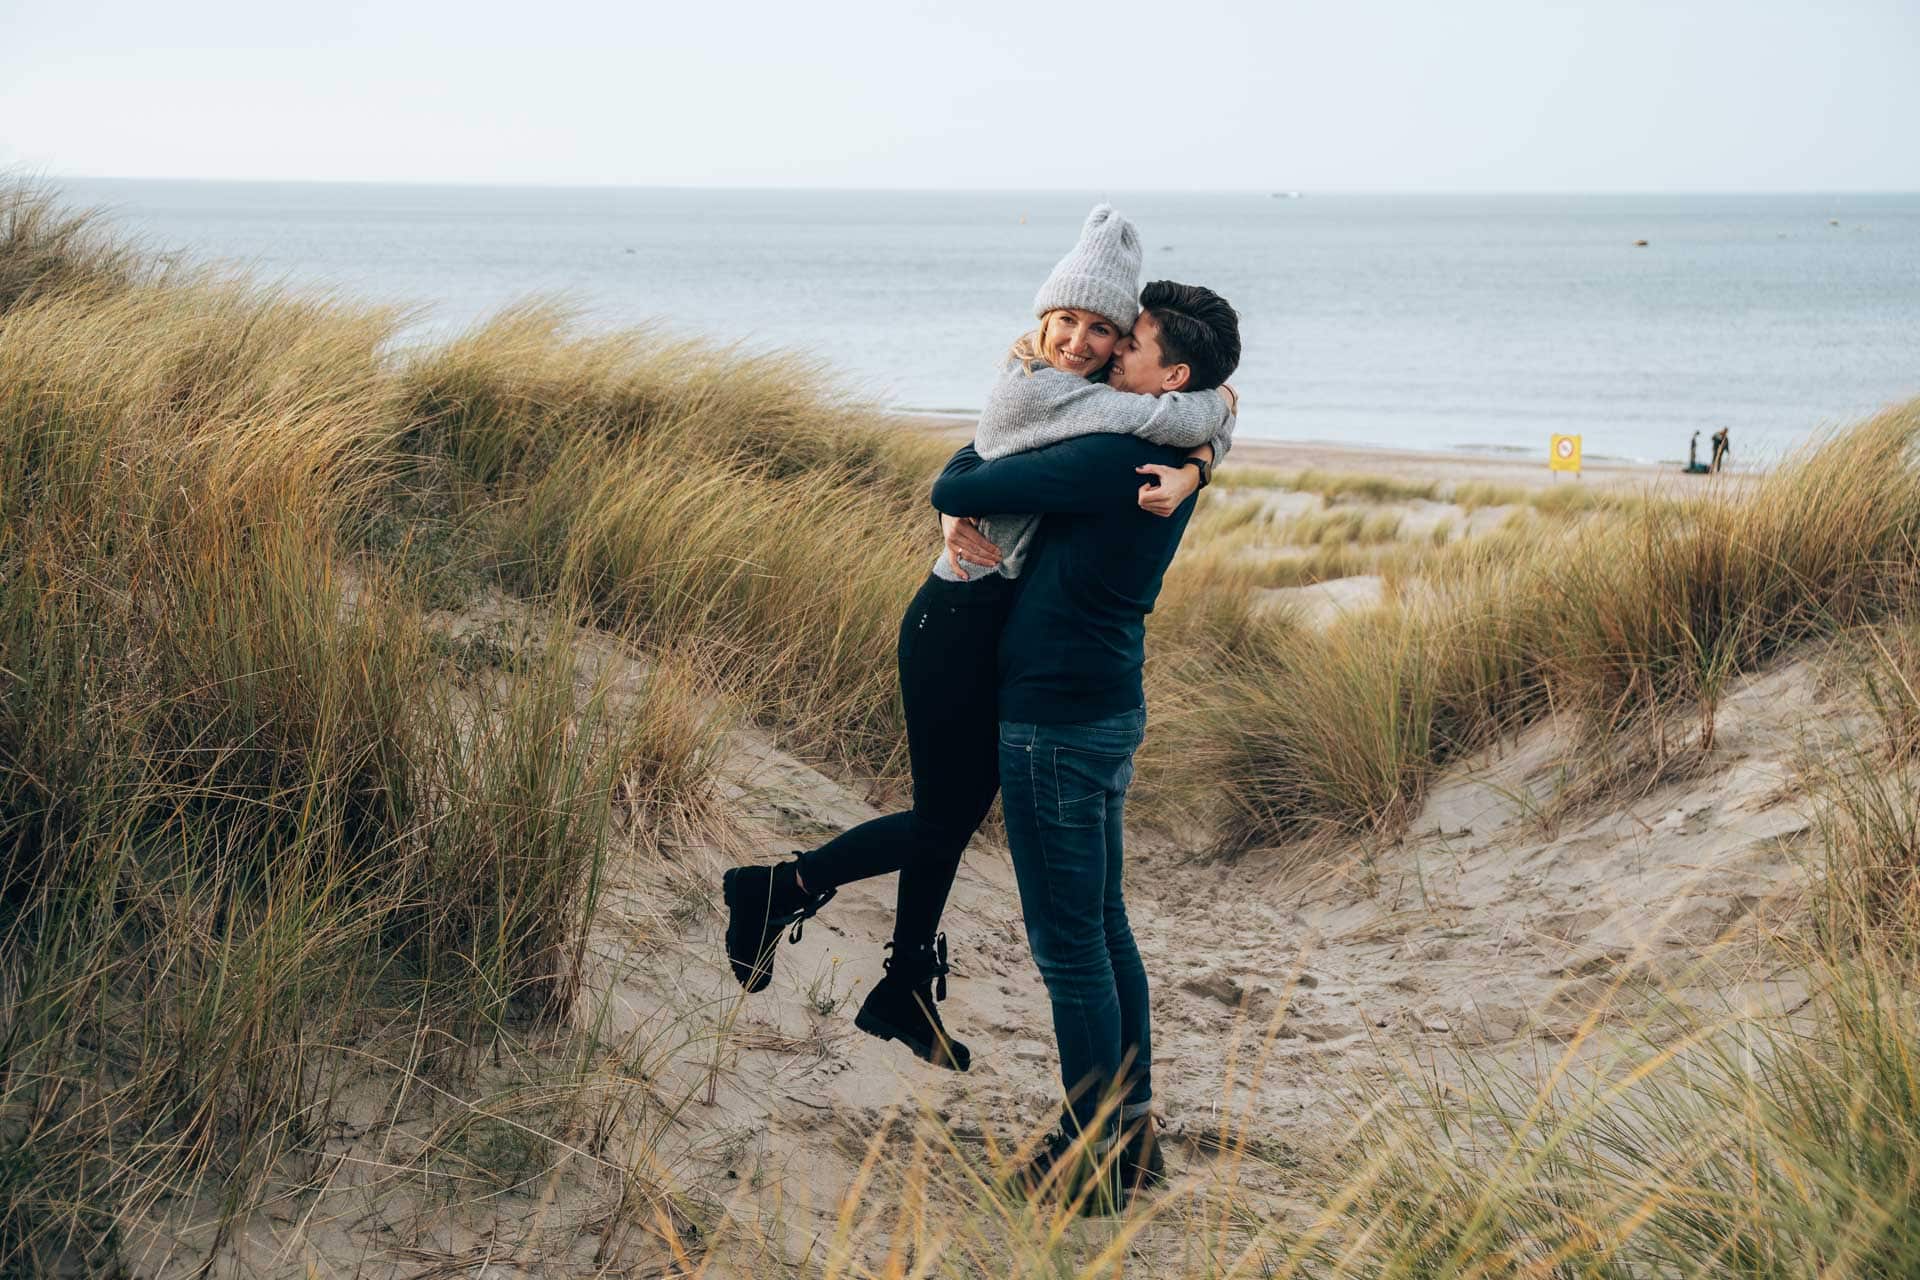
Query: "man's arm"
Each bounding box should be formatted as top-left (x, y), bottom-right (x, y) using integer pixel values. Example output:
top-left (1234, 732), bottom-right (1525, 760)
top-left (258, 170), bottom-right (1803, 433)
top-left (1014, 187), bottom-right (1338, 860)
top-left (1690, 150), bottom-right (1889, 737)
top-left (1139, 388), bottom-right (1239, 516)
top-left (931, 436), bottom-right (1187, 517)
top-left (1138, 441), bottom-right (1215, 518)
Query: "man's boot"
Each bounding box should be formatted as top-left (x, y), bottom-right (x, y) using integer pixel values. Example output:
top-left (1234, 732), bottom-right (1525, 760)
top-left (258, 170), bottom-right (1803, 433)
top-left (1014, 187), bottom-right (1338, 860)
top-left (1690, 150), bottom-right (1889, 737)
top-left (1001, 1124), bottom-right (1125, 1216)
top-left (1000, 1113), bottom-right (1161, 1216)
top-left (1118, 1112), bottom-right (1166, 1200)
top-left (722, 857), bottom-right (835, 993)
top-left (853, 933), bottom-right (971, 1071)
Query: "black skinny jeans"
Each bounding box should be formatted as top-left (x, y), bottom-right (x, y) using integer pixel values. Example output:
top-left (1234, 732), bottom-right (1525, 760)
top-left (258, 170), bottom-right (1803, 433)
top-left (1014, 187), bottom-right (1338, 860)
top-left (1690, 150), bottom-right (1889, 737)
top-left (795, 571), bottom-right (1012, 949)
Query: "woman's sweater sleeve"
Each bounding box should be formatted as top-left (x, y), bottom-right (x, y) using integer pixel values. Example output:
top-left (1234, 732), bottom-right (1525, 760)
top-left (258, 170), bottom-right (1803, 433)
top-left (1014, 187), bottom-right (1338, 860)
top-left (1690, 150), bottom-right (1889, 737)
top-left (1209, 409), bottom-right (1238, 467)
top-left (974, 360), bottom-right (1234, 460)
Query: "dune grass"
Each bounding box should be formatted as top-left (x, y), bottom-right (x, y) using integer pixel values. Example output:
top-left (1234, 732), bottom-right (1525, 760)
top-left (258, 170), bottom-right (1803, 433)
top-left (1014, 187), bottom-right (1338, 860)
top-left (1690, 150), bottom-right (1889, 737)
top-left (393, 304), bottom-right (952, 781)
top-left (11, 182), bottom-right (1920, 1276)
top-left (1275, 507), bottom-right (1406, 547)
top-left (1147, 405), bottom-right (1920, 847)
top-left (0, 181), bottom-right (145, 311)
top-left (1215, 462), bottom-right (1638, 515)
top-left (0, 196), bottom-right (721, 1268)
top-left (14, 188), bottom-right (1896, 864)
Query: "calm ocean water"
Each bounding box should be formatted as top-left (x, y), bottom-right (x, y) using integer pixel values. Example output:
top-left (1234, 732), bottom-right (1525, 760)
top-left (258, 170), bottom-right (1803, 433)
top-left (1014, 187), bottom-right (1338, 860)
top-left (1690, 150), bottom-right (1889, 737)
top-left (51, 179), bottom-right (1920, 465)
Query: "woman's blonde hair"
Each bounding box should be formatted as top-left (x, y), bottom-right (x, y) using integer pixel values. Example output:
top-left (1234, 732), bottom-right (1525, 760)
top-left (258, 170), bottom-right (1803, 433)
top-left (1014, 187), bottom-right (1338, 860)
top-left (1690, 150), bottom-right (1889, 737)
top-left (1008, 325), bottom-right (1048, 374)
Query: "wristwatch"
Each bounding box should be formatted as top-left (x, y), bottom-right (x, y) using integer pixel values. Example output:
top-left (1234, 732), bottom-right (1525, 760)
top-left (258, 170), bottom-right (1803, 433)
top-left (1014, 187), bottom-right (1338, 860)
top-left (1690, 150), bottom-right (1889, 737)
top-left (1180, 456), bottom-right (1213, 489)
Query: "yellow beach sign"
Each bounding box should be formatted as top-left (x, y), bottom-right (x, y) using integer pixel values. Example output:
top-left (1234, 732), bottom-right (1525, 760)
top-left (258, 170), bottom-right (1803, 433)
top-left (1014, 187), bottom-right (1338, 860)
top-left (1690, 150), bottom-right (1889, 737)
top-left (1549, 433), bottom-right (1582, 474)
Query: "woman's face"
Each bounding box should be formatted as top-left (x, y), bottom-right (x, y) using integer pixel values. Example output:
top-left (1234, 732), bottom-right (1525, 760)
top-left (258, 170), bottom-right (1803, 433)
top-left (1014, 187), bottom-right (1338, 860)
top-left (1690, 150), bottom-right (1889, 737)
top-left (1042, 309), bottom-right (1120, 378)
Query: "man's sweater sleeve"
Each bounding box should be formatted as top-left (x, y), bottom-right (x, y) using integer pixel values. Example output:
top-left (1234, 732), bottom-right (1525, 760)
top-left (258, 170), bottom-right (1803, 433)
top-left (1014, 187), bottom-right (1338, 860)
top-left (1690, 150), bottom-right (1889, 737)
top-left (931, 437), bottom-right (1179, 516)
top-left (975, 363), bottom-right (1233, 460)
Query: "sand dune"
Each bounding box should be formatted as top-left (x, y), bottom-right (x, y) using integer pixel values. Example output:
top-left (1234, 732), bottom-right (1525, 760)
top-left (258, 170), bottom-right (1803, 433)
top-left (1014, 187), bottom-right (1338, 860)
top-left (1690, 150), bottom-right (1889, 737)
top-left (107, 429), bottom-right (1839, 1275)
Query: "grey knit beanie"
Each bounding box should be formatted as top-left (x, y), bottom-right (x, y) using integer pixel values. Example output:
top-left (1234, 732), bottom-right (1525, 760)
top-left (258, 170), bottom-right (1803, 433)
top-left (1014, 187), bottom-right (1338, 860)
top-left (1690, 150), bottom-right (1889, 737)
top-left (1032, 203), bottom-right (1142, 334)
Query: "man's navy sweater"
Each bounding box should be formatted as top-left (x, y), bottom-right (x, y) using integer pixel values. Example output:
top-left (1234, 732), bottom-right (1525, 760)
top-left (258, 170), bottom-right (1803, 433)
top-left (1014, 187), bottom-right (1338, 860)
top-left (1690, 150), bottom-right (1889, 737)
top-left (929, 436), bottom-right (1197, 725)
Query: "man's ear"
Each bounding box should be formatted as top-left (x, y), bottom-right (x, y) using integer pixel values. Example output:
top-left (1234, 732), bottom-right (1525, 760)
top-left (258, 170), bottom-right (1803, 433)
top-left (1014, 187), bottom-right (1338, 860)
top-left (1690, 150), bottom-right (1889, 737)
top-left (1161, 363), bottom-right (1192, 393)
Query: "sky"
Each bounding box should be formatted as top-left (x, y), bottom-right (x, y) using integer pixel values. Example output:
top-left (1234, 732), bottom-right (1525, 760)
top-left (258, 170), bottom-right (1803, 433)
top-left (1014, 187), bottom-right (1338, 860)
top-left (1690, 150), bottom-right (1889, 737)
top-left (3, 0), bottom-right (1915, 191)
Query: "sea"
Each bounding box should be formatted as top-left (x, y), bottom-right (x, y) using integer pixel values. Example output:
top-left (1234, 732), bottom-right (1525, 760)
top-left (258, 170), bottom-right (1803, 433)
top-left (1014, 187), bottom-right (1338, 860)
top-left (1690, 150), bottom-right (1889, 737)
top-left (48, 179), bottom-right (1920, 466)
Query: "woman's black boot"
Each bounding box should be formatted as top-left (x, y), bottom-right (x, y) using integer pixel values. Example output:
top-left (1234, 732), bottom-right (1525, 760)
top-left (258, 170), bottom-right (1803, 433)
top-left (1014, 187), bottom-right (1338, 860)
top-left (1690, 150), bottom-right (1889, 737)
top-left (722, 857), bottom-right (835, 993)
top-left (853, 933), bottom-right (971, 1072)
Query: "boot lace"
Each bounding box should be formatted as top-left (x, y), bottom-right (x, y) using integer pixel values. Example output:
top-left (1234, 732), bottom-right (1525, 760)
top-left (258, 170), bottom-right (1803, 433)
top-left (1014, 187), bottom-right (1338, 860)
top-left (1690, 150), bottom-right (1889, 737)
top-left (931, 931), bottom-right (951, 1001)
top-left (783, 883), bottom-right (836, 945)
top-left (881, 932), bottom-right (954, 1001)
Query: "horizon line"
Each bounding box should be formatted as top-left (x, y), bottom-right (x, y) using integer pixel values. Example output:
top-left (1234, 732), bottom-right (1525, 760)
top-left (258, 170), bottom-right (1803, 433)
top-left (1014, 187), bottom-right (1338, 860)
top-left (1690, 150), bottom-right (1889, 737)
top-left (29, 172), bottom-right (1920, 199)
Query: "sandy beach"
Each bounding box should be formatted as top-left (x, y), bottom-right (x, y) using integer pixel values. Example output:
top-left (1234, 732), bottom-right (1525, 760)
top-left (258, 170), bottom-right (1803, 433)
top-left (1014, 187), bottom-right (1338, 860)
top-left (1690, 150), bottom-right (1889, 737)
top-left (900, 411), bottom-right (1745, 625)
top-left (898, 411), bottom-right (1726, 491)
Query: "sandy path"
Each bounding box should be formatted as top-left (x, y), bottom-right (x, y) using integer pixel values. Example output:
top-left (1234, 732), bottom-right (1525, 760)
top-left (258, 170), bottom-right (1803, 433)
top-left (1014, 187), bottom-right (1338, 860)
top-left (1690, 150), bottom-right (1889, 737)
top-left (123, 589), bottom-right (1831, 1276)
top-left (582, 642), bottom-right (1831, 1273)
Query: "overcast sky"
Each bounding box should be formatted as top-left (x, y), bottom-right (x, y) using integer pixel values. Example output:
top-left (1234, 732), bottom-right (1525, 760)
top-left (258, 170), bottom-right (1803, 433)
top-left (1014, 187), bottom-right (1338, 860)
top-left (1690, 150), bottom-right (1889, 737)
top-left (3, 0), bottom-right (1914, 191)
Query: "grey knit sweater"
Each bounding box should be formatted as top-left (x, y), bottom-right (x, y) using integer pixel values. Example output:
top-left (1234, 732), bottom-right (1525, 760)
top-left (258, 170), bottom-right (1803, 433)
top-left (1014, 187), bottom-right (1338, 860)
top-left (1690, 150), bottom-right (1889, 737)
top-left (934, 357), bottom-right (1236, 581)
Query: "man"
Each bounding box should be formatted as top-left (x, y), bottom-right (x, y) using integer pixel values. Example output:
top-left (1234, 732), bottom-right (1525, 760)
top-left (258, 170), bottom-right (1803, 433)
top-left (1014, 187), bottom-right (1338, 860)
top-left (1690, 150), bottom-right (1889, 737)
top-left (929, 280), bottom-right (1242, 1208)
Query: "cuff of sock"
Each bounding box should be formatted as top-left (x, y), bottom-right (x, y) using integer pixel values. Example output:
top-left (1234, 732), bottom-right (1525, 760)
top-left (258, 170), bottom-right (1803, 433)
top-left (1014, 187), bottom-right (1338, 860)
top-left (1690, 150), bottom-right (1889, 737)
top-left (1121, 1099), bottom-right (1154, 1122)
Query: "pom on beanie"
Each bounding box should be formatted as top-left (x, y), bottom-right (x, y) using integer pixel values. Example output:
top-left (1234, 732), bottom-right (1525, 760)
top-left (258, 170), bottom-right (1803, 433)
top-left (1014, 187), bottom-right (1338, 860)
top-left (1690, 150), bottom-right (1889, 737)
top-left (1032, 204), bottom-right (1143, 334)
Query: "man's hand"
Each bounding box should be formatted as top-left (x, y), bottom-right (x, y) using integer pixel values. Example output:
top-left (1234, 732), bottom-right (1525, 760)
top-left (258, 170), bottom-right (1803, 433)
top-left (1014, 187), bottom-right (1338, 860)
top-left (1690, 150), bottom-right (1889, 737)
top-left (942, 514), bottom-right (1001, 578)
top-left (1135, 462), bottom-right (1201, 517)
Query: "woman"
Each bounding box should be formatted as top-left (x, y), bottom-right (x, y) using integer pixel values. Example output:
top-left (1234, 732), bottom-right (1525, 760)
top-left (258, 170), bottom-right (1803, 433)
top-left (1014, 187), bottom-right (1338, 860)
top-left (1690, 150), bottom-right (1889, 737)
top-left (719, 203), bottom-right (1233, 1130)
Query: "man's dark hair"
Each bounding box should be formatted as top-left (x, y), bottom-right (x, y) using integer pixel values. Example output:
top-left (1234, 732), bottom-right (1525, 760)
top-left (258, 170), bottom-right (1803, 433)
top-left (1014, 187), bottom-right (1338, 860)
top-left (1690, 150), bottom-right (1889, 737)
top-left (1139, 280), bottom-right (1241, 392)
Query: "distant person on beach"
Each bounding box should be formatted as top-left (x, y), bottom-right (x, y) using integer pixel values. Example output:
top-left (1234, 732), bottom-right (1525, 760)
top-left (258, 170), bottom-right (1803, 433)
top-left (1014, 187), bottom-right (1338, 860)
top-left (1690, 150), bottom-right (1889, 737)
top-left (1711, 426), bottom-right (1731, 473)
top-left (718, 204), bottom-right (1238, 1206)
top-left (1686, 430), bottom-right (1711, 474)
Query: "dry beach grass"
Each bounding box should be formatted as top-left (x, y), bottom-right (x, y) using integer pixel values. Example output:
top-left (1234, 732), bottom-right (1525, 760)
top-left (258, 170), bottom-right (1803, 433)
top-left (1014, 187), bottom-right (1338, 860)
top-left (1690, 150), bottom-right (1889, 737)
top-left (6, 182), bottom-right (1920, 1276)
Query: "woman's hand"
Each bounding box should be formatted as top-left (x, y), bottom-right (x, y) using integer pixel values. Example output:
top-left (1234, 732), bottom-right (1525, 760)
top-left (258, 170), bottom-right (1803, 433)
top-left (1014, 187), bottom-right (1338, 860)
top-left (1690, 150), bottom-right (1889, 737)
top-left (1136, 462), bottom-right (1201, 517)
top-left (1220, 383), bottom-right (1239, 416)
top-left (942, 514), bottom-right (1001, 578)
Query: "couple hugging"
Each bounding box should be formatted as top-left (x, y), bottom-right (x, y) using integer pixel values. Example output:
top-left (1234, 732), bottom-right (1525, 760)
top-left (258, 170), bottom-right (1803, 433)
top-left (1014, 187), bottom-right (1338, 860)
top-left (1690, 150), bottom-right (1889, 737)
top-left (722, 204), bottom-right (1241, 1210)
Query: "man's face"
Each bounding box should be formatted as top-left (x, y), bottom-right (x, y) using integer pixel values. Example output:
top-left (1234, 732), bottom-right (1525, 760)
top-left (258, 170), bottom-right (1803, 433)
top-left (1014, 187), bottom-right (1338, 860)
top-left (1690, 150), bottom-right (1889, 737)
top-left (1106, 312), bottom-right (1189, 395)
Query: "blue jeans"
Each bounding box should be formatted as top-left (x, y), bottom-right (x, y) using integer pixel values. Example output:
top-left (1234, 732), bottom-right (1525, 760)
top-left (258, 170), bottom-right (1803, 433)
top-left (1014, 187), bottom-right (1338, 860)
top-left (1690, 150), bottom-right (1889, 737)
top-left (998, 707), bottom-right (1151, 1139)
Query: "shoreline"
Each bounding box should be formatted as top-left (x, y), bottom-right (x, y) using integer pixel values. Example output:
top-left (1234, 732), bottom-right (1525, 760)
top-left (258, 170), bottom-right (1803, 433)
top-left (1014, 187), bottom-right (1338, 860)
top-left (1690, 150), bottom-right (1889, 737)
top-left (894, 411), bottom-right (1741, 493)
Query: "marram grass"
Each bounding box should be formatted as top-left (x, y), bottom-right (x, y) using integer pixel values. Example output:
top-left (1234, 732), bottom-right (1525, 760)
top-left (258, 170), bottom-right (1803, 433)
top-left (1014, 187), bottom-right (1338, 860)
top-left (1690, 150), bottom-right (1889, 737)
top-left (8, 182), bottom-right (1920, 1276)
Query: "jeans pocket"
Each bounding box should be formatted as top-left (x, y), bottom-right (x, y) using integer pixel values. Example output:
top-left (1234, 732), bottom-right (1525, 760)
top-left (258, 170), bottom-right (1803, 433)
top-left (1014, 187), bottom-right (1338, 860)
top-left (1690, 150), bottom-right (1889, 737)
top-left (1051, 746), bottom-right (1131, 829)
